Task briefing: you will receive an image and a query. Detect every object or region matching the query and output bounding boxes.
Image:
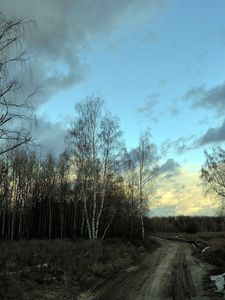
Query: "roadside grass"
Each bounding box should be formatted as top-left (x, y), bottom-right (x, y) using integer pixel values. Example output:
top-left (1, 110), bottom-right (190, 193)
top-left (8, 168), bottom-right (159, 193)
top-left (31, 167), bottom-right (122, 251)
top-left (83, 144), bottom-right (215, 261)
top-left (193, 232), bottom-right (225, 275)
top-left (156, 231), bottom-right (225, 274)
top-left (0, 237), bottom-right (158, 299)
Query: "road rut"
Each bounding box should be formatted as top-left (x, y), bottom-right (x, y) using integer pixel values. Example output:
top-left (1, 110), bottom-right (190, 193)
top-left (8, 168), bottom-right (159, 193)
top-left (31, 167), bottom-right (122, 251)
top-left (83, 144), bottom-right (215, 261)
top-left (89, 239), bottom-right (215, 300)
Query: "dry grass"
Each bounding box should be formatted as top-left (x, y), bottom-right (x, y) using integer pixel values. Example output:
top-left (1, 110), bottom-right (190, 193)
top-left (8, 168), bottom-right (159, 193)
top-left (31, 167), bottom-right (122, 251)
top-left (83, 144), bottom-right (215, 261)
top-left (0, 238), bottom-right (155, 299)
top-left (189, 232), bottom-right (225, 275)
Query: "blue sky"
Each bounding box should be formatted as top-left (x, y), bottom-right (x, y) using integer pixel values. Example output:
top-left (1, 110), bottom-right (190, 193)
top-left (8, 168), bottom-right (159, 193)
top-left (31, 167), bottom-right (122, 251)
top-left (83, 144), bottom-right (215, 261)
top-left (38, 0), bottom-right (225, 151)
top-left (2, 0), bottom-right (225, 215)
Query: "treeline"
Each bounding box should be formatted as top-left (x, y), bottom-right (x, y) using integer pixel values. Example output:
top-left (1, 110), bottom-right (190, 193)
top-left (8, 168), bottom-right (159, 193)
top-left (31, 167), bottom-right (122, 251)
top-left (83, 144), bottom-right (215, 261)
top-left (145, 216), bottom-right (225, 233)
top-left (0, 15), bottom-right (158, 241)
top-left (0, 98), bottom-right (157, 241)
top-left (0, 148), bottom-right (135, 240)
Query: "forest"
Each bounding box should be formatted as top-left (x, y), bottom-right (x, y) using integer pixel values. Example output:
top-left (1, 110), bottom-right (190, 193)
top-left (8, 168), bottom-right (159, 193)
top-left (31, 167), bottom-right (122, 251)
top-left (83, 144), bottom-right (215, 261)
top-left (1, 14), bottom-right (225, 244)
top-left (0, 15), bottom-right (158, 241)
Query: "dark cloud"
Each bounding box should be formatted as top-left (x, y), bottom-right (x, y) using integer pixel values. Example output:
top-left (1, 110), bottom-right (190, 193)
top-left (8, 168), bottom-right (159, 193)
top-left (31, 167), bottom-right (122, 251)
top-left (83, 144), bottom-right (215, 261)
top-left (128, 143), bottom-right (158, 162)
top-left (196, 119), bottom-right (225, 147)
top-left (1, 0), bottom-right (168, 105)
top-left (162, 119), bottom-right (225, 152)
top-left (159, 158), bottom-right (180, 174)
top-left (184, 81), bottom-right (225, 115)
top-left (122, 142), bottom-right (159, 173)
top-left (158, 158), bottom-right (181, 178)
top-left (31, 115), bottom-right (67, 154)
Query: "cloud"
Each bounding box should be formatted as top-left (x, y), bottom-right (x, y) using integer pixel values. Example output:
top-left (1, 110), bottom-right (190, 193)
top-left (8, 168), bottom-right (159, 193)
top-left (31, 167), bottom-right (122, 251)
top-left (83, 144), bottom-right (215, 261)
top-left (1, 0), bottom-right (168, 105)
top-left (161, 135), bottom-right (196, 155)
top-left (162, 119), bottom-right (225, 152)
top-left (158, 158), bottom-right (181, 178)
top-left (152, 164), bottom-right (217, 216)
top-left (137, 93), bottom-right (160, 118)
top-left (30, 115), bottom-right (67, 155)
top-left (125, 142), bottom-right (159, 167)
top-left (184, 81), bottom-right (225, 116)
top-left (196, 119), bottom-right (225, 147)
top-left (169, 104), bottom-right (179, 116)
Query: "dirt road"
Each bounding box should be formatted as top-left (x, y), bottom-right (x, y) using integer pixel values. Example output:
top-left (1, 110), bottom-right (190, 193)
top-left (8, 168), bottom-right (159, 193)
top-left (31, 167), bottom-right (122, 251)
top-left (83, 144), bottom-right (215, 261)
top-left (84, 239), bottom-right (217, 300)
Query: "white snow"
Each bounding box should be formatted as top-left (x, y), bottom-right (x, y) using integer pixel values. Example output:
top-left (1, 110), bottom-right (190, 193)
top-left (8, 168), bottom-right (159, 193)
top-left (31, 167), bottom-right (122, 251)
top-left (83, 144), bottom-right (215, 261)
top-left (126, 265), bottom-right (140, 273)
top-left (201, 246), bottom-right (210, 254)
top-left (210, 273), bottom-right (225, 292)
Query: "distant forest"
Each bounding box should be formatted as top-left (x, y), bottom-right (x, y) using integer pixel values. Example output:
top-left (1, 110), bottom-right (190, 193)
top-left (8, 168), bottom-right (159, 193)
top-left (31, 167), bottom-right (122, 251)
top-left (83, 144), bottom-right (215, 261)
top-left (146, 216), bottom-right (225, 234)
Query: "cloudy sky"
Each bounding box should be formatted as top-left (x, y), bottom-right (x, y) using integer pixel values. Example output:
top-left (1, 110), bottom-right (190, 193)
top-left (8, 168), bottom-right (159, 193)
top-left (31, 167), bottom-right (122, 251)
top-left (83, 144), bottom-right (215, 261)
top-left (2, 0), bottom-right (225, 216)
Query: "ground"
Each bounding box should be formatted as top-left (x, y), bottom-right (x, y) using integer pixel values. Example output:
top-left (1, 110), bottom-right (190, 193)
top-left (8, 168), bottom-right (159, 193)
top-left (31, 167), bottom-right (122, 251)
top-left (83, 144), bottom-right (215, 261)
top-left (82, 239), bottom-right (220, 300)
top-left (0, 234), bottom-right (225, 299)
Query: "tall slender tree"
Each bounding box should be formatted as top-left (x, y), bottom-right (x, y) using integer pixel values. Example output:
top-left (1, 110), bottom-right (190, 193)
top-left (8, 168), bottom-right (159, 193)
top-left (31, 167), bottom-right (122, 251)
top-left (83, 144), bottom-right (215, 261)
top-left (67, 97), bottom-right (123, 239)
top-left (136, 130), bottom-right (158, 240)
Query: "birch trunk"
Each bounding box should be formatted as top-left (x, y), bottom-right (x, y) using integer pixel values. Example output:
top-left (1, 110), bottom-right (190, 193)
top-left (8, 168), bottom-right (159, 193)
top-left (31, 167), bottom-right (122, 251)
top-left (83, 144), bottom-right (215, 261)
top-left (95, 187), bottom-right (105, 239)
top-left (82, 188), bottom-right (92, 239)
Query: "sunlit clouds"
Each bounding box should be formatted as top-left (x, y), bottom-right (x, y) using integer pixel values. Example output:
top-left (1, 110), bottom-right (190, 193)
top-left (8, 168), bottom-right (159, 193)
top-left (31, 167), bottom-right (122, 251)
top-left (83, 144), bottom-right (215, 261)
top-left (152, 163), bottom-right (217, 216)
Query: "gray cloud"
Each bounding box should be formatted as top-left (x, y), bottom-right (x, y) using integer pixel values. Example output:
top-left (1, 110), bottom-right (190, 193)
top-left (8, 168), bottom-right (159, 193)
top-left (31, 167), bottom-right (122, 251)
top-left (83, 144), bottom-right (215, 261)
top-left (158, 158), bottom-right (181, 178)
top-left (137, 93), bottom-right (160, 118)
top-left (162, 119), bottom-right (225, 152)
top-left (31, 115), bottom-right (67, 155)
top-left (196, 119), bottom-right (225, 147)
top-left (184, 81), bottom-right (225, 115)
top-left (1, 0), bottom-right (168, 105)
top-left (161, 135), bottom-right (196, 155)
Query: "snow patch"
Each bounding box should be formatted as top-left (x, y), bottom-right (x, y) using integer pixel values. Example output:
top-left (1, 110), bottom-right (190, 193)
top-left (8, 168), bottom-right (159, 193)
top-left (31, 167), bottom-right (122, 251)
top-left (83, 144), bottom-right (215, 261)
top-left (201, 246), bottom-right (210, 254)
top-left (210, 273), bottom-right (225, 292)
top-left (126, 265), bottom-right (140, 273)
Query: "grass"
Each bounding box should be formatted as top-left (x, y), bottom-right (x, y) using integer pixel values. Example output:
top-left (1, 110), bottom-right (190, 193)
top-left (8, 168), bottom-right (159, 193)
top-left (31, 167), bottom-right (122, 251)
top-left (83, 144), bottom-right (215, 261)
top-left (0, 237), bottom-right (157, 299)
top-left (192, 232), bottom-right (225, 275)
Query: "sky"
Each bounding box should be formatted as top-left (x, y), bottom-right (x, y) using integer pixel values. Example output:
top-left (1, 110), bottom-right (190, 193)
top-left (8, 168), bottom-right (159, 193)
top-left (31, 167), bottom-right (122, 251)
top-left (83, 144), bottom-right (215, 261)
top-left (1, 0), bottom-right (225, 216)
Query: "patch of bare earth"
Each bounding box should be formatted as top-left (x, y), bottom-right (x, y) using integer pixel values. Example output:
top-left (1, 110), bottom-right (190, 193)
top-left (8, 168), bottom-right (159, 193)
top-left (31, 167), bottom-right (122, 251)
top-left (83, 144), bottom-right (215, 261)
top-left (83, 239), bottom-right (219, 300)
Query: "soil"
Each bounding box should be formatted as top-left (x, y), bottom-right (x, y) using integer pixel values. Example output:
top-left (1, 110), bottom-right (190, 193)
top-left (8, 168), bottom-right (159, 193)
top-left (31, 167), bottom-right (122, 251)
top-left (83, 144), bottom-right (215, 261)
top-left (80, 239), bottom-right (222, 300)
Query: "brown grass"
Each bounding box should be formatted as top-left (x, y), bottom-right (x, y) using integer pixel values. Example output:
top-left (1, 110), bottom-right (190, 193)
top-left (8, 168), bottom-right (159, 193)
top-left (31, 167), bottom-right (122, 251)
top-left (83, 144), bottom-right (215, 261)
top-left (0, 238), bottom-right (157, 299)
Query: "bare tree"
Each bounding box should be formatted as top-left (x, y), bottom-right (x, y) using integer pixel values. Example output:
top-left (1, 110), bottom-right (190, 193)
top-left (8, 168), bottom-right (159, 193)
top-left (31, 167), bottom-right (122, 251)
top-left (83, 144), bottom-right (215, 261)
top-left (136, 130), bottom-right (158, 240)
top-left (58, 151), bottom-right (70, 239)
top-left (201, 147), bottom-right (225, 215)
top-left (0, 14), bottom-right (34, 155)
top-left (67, 97), bottom-right (123, 239)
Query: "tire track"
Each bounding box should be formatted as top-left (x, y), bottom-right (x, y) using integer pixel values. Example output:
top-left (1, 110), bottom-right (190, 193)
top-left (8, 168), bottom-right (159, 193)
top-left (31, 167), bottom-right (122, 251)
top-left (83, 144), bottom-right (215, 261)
top-left (89, 239), bottom-right (215, 300)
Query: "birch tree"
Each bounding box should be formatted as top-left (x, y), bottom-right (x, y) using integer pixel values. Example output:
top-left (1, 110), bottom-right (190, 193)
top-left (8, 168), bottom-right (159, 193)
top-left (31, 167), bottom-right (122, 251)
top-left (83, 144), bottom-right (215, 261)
top-left (68, 97), bottom-right (123, 239)
top-left (136, 130), bottom-right (158, 240)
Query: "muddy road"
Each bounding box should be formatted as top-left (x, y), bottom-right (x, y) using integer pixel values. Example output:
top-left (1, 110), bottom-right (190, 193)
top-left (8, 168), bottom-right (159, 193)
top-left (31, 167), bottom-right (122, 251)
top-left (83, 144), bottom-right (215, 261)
top-left (84, 239), bottom-right (217, 300)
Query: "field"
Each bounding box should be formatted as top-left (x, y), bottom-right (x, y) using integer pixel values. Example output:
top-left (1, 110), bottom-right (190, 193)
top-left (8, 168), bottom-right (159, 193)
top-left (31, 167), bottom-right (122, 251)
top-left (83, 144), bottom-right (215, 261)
top-left (1, 233), bottom-right (225, 299)
top-left (0, 238), bottom-right (159, 300)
